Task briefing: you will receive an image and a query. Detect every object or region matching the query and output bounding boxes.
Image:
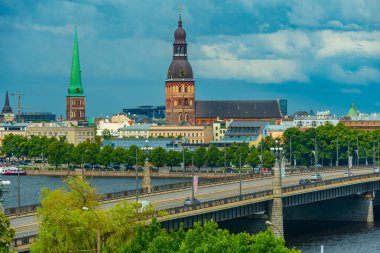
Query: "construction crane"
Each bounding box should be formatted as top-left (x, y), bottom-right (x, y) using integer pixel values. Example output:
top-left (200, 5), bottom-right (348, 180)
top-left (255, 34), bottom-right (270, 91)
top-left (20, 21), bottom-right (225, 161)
top-left (10, 92), bottom-right (47, 122)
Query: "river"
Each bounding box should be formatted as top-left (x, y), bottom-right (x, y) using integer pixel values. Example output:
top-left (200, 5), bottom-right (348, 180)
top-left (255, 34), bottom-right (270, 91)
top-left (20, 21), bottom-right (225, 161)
top-left (1, 175), bottom-right (187, 209)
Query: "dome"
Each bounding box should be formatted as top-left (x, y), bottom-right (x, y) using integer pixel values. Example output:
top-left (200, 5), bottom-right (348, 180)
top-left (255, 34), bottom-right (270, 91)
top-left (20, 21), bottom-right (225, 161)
top-left (167, 59), bottom-right (193, 79)
top-left (174, 21), bottom-right (186, 44)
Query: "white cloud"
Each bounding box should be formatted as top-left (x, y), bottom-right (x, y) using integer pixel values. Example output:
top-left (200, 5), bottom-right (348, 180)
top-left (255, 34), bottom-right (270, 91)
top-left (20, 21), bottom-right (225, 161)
top-left (330, 64), bottom-right (380, 85)
top-left (315, 30), bottom-right (380, 58)
top-left (194, 59), bottom-right (308, 84)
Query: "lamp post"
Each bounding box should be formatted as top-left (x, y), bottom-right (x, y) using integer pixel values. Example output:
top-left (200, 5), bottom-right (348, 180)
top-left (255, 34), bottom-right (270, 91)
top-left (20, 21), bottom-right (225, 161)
top-left (82, 207), bottom-right (101, 253)
top-left (336, 136), bottom-right (340, 167)
top-left (239, 150), bottom-right (242, 200)
top-left (265, 221), bottom-right (283, 237)
top-left (356, 136), bottom-right (360, 167)
top-left (191, 156), bottom-right (195, 202)
top-left (126, 150), bottom-right (139, 202)
top-left (0, 174), bottom-right (11, 213)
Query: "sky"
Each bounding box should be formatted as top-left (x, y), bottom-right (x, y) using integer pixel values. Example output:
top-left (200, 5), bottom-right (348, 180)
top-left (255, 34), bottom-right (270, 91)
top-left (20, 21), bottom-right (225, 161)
top-left (0, 0), bottom-right (379, 118)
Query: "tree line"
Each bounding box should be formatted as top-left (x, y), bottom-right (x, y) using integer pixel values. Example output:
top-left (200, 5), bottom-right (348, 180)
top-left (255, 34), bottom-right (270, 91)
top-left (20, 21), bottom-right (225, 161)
top-left (2, 122), bottom-right (380, 170)
top-left (282, 123), bottom-right (380, 167)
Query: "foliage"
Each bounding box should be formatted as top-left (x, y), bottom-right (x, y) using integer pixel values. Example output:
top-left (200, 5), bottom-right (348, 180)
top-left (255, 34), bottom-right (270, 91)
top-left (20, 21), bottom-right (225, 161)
top-left (166, 150), bottom-right (182, 170)
top-left (121, 220), bottom-right (299, 253)
top-left (150, 147), bottom-right (167, 168)
top-left (31, 176), bottom-right (155, 253)
top-left (0, 212), bottom-right (15, 253)
top-left (97, 145), bottom-right (114, 169)
top-left (193, 147), bottom-right (207, 169)
top-left (206, 145), bottom-right (220, 169)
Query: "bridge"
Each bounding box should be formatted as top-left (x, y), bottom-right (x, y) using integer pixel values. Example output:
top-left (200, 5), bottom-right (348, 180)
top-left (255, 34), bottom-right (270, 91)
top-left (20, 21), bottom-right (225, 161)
top-left (8, 165), bottom-right (380, 252)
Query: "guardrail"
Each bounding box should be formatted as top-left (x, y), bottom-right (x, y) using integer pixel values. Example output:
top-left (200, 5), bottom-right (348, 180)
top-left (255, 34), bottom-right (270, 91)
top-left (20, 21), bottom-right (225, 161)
top-left (282, 172), bottom-right (380, 193)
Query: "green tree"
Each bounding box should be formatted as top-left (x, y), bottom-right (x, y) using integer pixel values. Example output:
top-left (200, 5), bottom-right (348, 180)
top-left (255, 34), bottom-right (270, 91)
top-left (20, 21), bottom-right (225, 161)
top-left (97, 145), bottom-right (114, 169)
top-left (47, 139), bottom-right (68, 169)
top-left (0, 212), bottom-right (15, 252)
top-left (31, 176), bottom-right (155, 253)
top-left (166, 150), bottom-right (181, 171)
top-left (206, 145), bottom-right (220, 170)
top-left (246, 148), bottom-right (261, 168)
top-left (111, 147), bottom-right (127, 167)
top-left (193, 146), bottom-right (207, 170)
top-left (150, 147), bottom-right (167, 169)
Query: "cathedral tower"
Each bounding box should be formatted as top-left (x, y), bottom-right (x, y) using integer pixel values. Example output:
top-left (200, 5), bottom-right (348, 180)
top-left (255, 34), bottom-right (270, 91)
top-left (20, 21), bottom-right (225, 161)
top-left (66, 26), bottom-right (86, 121)
top-left (165, 11), bottom-right (195, 125)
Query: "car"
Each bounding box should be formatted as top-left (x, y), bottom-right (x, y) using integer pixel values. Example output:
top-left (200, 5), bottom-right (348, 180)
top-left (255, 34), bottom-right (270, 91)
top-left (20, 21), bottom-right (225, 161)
top-left (310, 173), bottom-right (322, 182)
top-left (344, 171), bottom-right (354, 177)
top-left (374, 168), bottom-right (380, 173)
top-left (225, 168), bottom-right (235, 173)
top-left (299, 179), bottom-right (311, 185)
top-left (184, 197), bottom-right (201, 206)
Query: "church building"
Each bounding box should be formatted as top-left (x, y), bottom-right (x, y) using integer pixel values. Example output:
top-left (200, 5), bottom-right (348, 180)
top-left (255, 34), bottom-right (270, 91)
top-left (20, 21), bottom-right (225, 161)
top-left (66, 26), bottom-right (86, 122)
top-left (165, 13), bottom-right (285, 126)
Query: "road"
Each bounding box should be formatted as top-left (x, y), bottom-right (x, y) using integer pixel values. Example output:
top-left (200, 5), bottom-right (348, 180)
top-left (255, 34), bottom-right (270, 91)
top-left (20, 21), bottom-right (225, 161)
top-left (11, 168), bottom-right (373, 238)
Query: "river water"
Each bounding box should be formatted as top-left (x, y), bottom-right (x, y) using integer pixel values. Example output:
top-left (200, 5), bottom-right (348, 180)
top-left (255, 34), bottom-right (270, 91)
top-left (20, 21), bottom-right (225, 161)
top-left (1, 175), bottom-right (187, 209)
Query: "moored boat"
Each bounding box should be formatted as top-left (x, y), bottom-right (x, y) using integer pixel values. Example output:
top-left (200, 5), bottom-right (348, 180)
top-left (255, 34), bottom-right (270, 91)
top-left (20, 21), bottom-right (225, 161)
top-left (0, 167), bottom-right (27, 175)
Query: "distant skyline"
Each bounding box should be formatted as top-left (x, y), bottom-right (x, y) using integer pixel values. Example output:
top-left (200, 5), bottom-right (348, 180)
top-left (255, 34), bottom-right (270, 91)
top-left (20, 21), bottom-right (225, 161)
top-left (0, 0), bottom-right (379, 118)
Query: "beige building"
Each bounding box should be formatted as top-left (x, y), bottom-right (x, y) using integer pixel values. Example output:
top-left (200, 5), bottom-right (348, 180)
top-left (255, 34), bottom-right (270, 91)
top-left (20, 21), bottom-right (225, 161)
top-left (26, 122), bottom-right (95, 145)
top-left (0, 123), bottom-right (28, 146)
top-left (118, 124), bottom-right (152, 138)
top-left (212, 120), bottom-right (231, 141)
top-left (150, 125), bottom-right (213, 144)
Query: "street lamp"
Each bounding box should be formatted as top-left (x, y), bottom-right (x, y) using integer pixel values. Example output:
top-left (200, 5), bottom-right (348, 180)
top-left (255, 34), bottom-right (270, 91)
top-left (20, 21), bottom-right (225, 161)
top-left (336, 136), bottom-right (340, 167)
top-left (270, 140), bottom-right (283, 167)
top-left (82, 207), bottom-right (101, 253)
top-left (126, 150), bottom-right (139, 202)
top-left (0, 178), bottom-right (11, 213)
top-left (239, 150), bottom-right (242, 200)
top-left (265, 220), bottom-right (283, 237)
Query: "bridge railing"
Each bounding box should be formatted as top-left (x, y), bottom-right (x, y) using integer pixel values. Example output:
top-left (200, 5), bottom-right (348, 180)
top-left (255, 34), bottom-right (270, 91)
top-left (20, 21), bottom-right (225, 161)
top-left (282, 172), bottom-right (380, 193)
top-left (151, 189), bottom-right (273, 218)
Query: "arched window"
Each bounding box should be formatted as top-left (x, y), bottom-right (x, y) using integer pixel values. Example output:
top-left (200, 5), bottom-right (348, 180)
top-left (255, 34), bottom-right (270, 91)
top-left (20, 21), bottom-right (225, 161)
top-left (176, 46), bottom-right (180, 54)
top-left (184, 98), bottom-right (188, 106)
top-left (184, 86), bottom-right (188, 92)
top-left (178, 86), bottom-right (182, 93)
top-left (178, 113), bottom-right (182, 122)
top-left (181, 46), bottom-right (185, 54)
top-left (178, 99), bottom-right (182, 106)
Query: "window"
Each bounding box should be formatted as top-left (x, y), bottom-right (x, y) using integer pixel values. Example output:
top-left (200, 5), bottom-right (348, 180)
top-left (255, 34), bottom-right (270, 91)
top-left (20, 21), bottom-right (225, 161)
top-left (185, 86), bottom-right (188, 92)
top-left (185, 113), bottom-right (188, 121)
top-left (179, 86), bottom-right (182, 93)
top-left (184, 98), bottom-right (188, 106)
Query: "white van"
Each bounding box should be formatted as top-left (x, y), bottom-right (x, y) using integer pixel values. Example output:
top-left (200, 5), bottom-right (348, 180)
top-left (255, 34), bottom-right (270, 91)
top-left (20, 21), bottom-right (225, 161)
top-left (137, 200), bottom-right (151, 213)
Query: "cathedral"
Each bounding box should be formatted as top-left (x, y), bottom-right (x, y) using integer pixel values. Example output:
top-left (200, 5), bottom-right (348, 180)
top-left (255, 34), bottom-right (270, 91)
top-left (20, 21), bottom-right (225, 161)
top-left (165, 14), bottom-right (285, 126)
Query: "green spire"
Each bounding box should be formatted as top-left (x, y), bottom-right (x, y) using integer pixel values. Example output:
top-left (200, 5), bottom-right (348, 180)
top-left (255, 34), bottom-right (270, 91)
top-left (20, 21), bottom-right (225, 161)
top-left (68, 25), bottom-right (84, 97)
top-left (346, 101), bottom-right (358, 117)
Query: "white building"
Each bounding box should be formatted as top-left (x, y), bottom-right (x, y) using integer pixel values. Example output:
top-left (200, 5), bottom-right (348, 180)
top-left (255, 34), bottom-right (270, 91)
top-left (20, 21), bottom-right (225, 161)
top-left (293, 110), bottom-right (339, 127)
top-left (96, 114), bottom-right (132, 137)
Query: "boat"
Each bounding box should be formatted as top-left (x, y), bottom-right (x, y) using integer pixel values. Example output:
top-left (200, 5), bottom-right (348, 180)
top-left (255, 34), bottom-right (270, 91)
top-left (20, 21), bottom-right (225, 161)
top-left (0, 167), bottom-right (27, 175)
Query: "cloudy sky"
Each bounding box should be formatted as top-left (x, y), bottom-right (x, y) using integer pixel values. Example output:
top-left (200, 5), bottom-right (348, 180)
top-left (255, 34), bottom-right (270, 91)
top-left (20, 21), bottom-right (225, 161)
top-left (0, 0), bottom-right (379, 118)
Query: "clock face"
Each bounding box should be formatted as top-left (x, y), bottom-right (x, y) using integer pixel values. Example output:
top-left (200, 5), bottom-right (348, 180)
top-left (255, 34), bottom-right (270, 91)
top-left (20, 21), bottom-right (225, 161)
top-left (179, 69), bottom-right (186, 78)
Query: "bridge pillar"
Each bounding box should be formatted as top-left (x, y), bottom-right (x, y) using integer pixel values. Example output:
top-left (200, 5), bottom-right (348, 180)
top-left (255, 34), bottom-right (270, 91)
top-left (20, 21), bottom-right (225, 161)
top-left (268, 158), bottom-right (284, 237)
top-left (363, 192), bottom-right (374, 224)
top-left (142, 158), bottom-right (152, 193)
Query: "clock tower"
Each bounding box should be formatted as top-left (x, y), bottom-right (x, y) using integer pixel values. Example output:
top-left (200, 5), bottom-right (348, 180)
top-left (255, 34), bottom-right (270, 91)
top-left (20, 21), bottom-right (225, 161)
top-left (165, 12), bottom-right (195, 125)
top-left (66, 26), bottom-right (86, 122)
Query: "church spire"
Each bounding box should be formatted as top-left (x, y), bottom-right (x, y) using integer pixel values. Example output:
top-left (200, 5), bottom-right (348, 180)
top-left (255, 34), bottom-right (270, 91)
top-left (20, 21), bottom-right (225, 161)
top-left (68, 25), bottom-right (84, 97)
top-left (2, 91), bottom-right (12, 114)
